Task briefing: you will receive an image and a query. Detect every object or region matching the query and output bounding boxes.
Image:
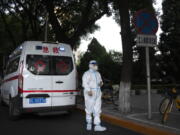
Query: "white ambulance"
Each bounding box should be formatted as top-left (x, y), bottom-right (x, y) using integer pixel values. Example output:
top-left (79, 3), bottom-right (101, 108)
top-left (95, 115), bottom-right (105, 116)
top-left (0, 41), bottom-right (78, 119)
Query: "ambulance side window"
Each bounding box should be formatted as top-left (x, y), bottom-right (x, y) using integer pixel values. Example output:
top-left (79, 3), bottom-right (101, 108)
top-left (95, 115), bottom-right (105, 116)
top-left (26, 55), bottom-right (50, 75)
top-left (6, 57), bottom-right (20, 75)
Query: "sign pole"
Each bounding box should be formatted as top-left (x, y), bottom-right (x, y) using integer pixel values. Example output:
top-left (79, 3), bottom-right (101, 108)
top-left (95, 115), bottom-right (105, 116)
top-left (145, 47), bottom-right (152, 119)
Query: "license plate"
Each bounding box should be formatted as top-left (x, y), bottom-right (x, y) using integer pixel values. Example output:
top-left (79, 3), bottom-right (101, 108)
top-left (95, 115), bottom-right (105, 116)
top-left (29, 98), bottom-right (46, 104)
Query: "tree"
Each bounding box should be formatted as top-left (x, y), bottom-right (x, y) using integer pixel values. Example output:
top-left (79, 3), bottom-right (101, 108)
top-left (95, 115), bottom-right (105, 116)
top-left (0, 0), bottom-right (110, 50)
top-left (78, 38), bottom-right (122, 84)
top-left (158, 0), bottom-right (180, 83)
top-left (0, 14), bottom-right (24, 70)
top-left (0, 0), bottom-right (47, 52)
top-left (112, 0), bottom-right (133, 113)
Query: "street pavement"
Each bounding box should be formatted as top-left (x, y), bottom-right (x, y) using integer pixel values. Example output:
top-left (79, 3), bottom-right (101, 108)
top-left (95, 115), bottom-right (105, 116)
top-left (77, 92), bottom-right (180, 134)
top-left (101, 93), bottom-right (180, 134)
top-left (0, 104), bottom-right (142, 135)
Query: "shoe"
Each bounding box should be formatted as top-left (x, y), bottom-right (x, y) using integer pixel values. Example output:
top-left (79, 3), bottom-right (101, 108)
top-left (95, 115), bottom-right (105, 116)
top-left (94, 125), bottom-right (107, 131)
top-left (86, 124), bottom-right (92, 131)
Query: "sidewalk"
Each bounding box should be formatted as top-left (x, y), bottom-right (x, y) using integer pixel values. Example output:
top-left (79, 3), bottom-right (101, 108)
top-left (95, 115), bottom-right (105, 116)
top-left (76, 93), bottom-right (180, 135)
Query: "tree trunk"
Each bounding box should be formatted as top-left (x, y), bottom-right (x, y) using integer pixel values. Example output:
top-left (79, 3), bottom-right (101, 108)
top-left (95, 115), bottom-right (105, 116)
top-left (118, 0), bottom-right (133, 113)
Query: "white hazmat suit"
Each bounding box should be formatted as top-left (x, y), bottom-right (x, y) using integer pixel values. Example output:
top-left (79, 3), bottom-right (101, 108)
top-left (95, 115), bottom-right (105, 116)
top-left (82, 60), bottom-right (106, 131)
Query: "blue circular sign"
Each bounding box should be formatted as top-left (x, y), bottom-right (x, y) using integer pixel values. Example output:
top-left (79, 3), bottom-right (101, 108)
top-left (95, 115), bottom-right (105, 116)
top-left (133, 10), bottom-right (158, 35)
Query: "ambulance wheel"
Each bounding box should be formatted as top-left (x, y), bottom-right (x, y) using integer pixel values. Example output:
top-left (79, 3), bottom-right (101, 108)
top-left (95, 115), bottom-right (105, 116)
top-left (9, 97), bottom-right (20, 120)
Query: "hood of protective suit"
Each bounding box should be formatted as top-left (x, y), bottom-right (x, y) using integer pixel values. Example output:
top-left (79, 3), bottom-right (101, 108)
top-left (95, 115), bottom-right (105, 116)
top-left (89, 60), bottom-right (98, 71)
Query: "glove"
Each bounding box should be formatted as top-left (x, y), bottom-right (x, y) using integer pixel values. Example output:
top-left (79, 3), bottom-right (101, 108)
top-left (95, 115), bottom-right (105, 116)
top-left (98, 81), bottom-right (103, 87)
top-left (87, 90), bottom-right (93, 96)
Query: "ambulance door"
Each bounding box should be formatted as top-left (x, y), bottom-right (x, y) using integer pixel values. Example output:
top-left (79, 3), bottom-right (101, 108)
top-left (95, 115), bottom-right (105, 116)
top-left (23, 54), bottom-right (53, 108)
top-left (51, 45), bottom-right (76, 107)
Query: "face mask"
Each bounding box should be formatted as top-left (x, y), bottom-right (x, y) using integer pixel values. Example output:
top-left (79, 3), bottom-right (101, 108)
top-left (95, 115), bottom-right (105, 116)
top-left (92, 65), bottom-right (98, 71)
top-left (89, 64), bottom-right (98, 71)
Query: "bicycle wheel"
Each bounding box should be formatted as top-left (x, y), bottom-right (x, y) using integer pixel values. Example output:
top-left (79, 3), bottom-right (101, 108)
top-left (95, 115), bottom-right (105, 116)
top-left (112, 90), bottom-right (119, 106)
top-left (159, 97), bottom-right (170, 115)
top-left (162, 99), bottom-right (173, 124)
top-left (102, 89), bottom-right (113, 104)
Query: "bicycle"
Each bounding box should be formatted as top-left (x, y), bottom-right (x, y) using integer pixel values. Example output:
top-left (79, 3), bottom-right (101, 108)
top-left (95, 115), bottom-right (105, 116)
top-left (159, 87), bottom-right (180, 123)
top-left (101, 79), bottom-right (119, 106)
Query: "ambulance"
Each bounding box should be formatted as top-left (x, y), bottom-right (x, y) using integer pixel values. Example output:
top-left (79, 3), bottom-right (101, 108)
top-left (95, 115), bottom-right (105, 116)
top-left (0, 41), bottom-right (78, 119)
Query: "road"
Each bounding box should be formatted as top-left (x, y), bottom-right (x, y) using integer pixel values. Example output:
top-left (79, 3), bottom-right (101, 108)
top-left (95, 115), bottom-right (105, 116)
top-left (0, 104), bottom-right (142, 135)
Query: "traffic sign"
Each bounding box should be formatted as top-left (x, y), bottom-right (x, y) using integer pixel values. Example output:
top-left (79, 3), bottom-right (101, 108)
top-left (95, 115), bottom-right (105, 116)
top-left (133, 10), bottom-right (158, 35)
top-left (136, 34), bottom-right (157, 47)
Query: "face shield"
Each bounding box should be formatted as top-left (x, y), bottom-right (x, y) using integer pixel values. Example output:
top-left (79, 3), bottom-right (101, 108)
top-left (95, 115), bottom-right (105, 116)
top-left (89, 60), bottom-right (98, 71)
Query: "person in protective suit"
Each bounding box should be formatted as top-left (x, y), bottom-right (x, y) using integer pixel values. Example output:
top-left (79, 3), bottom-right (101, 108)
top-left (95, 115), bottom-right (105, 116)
top-left (82, 60), bottom-right (107, 131)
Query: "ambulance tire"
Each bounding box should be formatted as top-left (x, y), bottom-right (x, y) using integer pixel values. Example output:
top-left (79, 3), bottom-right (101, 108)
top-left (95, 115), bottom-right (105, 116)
top-left (9, 96), bottom-right (21, 121)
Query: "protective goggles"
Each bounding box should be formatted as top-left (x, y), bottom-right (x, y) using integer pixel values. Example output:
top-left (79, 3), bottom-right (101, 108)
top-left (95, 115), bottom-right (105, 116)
top-left (89, 61), bottom-right (97, 65)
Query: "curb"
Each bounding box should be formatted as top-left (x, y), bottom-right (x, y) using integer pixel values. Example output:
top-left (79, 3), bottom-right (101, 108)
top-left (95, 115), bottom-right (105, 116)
top-left (76, 106), bottom-right (178, 135)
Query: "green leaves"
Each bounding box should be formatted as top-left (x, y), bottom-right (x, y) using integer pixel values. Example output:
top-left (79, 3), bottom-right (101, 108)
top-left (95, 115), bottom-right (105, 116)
top-left (158, 0), bottom-right (180, 83)
top-left (78, 38), bottom-right (122, 83)
top-left (0, 0), bottom-right (110, 50)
